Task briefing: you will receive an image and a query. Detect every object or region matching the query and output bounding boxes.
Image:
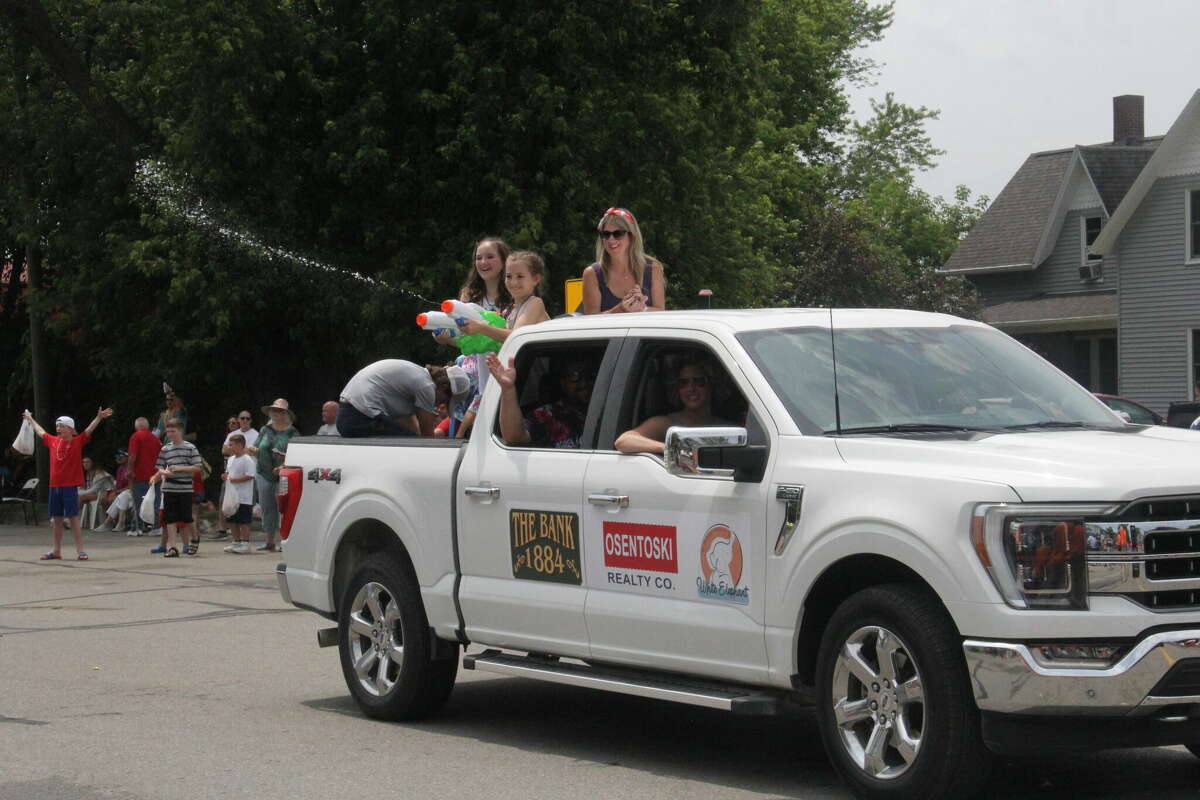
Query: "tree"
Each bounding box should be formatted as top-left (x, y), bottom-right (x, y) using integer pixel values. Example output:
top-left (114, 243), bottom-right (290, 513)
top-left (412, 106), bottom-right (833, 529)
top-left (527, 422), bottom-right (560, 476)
top-left (776, 92), bottom-right (987, 315)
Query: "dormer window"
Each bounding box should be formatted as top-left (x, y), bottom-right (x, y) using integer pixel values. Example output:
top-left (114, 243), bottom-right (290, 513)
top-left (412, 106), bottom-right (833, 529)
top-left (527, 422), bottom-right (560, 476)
top-left (1079, 215), bottom-right (1103, 281)
top-left (1188, 189), bottom-right (1200, 264)
top-left (1082, 216), bottom-right (1102, 264)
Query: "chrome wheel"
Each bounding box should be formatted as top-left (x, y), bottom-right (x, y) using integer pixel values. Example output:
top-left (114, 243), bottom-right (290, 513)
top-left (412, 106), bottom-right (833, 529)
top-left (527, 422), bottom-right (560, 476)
top-left (830, 624), bottom-right (925, 780)
top-left (346, 581), bottom-right (404, 697)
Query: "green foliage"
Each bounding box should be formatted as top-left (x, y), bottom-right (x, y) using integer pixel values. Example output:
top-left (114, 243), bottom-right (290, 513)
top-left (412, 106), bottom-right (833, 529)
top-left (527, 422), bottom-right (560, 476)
top-left (775, 91), bottom-right (987, 315)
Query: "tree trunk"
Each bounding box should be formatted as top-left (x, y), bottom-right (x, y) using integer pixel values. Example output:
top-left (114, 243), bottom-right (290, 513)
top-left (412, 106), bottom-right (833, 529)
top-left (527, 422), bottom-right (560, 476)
top-left (26, 243), bottom-right (48, 502)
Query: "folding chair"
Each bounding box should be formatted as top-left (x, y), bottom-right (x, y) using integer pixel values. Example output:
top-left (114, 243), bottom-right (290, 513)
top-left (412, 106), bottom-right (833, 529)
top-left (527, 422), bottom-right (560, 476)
top-left (0, 478), bottom-right (38, 525)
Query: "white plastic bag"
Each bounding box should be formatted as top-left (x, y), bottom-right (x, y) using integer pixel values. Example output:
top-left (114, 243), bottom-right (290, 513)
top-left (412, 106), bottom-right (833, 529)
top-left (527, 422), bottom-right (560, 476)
top-left (221, 480), bottom-right (240, 517)
top-left (12, 412), bottom-right (34, 456)
top-left (139, 486), bottom-right (157, 526)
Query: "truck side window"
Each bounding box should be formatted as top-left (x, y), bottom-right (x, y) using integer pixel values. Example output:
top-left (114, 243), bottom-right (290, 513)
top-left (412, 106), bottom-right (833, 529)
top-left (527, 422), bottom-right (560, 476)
top-left (611, 342), bottom-right (749, 453)
top-left (492, 342), bottom-right (608, 449)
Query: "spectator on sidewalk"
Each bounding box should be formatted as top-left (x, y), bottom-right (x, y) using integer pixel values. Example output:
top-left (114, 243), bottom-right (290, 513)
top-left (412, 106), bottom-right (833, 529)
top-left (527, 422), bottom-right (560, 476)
top-left (213, 417), bottom-right (238, 539)
top-left (215, 411), bottom-right (259, 540)
top-left (316, 401), bottom-right (339, 435)
top-left (248, 399), bottom-right (300, 552)
top-left (78, 456), bottom-right (116, 525)
top-left (127, 417), bottom-right (162, 537)
top-left (155, 385), bottom-right (188, 442)
top-left (23, 407), bottom-right (114, 560)
top-left (154, 421), bottom-right (202, 557)
top-left (222, 434), bottom-right (256, 554)
top-left (95, 450), bottom-right (133, 532)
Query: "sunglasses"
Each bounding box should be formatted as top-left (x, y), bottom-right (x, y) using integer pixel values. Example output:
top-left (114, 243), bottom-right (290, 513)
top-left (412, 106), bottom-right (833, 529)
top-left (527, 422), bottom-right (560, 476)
top-left (598, 230), bottom-right (628, 240)
top-left (675, 376), bottom-right (710, 389)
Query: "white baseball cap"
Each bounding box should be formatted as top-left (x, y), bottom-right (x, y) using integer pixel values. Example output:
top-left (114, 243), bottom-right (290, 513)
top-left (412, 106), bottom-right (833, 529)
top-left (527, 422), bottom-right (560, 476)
top-left (55, 416), bottom-right (75, 429)
top-left (446, 365), bottom-right (471, 407)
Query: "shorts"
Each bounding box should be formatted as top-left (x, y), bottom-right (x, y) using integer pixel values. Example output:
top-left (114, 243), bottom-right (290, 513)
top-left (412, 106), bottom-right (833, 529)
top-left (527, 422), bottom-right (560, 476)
top-left (162, 492), bottom-right (194, 524)
top-left (48, 486), bottom-right (80, 518)
top-left (230, 503), bottom-right (252, 524)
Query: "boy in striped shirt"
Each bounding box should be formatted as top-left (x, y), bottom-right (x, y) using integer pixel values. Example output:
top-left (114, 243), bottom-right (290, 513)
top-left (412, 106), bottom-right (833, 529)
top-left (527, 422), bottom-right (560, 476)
top-left (153, 422), bottom-right (202, 557)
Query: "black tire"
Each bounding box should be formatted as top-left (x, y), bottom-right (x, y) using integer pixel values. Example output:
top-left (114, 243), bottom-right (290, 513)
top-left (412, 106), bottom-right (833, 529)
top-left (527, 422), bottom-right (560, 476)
top-left (814, 583), bottom-right (992, 800)
top-left (337, 554), bottom-right (458, 720)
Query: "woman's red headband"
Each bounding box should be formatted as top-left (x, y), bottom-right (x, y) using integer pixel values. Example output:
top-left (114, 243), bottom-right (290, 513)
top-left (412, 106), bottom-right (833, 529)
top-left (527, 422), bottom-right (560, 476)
top-left (597, 207), bottom-right (636, 230)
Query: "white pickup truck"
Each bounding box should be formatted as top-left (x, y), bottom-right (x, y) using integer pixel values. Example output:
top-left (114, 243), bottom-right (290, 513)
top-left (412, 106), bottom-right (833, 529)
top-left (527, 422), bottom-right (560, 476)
top-left (275, 309), bottom-right (1200, 799)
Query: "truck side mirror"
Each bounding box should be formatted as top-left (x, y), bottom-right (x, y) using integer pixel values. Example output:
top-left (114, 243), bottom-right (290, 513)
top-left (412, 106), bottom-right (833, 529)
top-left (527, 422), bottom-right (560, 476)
top-left (664, 426), bottom-right (767, 483)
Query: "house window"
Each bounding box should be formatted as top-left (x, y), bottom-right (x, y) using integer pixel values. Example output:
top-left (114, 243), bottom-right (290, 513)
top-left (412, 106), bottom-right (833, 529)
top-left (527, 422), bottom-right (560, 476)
top-left (1188, 189), bottom-right (1200, 263)
top-left (1081, 216), bottom-right (1102, 264)
top-left (1072, 333), bottom-right (1117, 394)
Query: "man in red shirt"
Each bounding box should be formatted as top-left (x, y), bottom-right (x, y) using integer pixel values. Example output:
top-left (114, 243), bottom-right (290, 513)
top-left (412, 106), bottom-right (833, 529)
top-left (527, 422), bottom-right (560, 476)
top-left (127, 417), bottom-right (162, 537)
top-left (24, 407), bottom-right (114, 560)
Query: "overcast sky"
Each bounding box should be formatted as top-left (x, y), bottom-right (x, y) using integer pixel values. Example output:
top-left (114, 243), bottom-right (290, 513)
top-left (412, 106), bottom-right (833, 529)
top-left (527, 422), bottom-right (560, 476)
top-left (844, 0), bottom-right (1199, 205)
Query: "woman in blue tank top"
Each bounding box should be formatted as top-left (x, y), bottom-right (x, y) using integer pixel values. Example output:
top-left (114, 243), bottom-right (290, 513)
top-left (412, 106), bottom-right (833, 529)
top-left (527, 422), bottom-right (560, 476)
top-left (581, 207), bottom-right (666, 314)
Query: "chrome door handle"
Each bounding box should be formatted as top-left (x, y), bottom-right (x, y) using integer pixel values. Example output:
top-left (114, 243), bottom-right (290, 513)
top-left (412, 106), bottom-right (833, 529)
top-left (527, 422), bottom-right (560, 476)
top-left (464, 486), bottom-right (500, 498)
top-left (588, 494), bottom-right (629, 508)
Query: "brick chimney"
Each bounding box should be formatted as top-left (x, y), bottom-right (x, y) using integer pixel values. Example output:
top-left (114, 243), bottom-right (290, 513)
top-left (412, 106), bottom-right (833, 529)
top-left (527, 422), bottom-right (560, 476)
top-left (1113, 95), bottom-right (1144, 144)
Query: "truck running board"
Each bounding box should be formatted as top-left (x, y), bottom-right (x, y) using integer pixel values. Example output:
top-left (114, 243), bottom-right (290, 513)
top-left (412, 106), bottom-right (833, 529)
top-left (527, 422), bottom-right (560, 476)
top-left (462, 649), bottom-right (784, 715)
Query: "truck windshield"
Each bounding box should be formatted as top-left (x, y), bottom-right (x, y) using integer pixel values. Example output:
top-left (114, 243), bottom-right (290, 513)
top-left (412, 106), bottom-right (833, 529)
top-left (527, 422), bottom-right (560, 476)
top-left (738, 325), bottom-right (1123, 435)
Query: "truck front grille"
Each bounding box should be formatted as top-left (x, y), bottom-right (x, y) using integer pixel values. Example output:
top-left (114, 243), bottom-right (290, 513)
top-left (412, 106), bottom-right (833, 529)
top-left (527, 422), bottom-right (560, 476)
top-left (1086, 496), bottom-right (1200, 611)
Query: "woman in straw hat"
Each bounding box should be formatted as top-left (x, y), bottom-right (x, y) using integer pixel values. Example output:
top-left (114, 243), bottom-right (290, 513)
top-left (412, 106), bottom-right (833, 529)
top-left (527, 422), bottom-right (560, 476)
top-left (246, 398), bottom-right (299, 552)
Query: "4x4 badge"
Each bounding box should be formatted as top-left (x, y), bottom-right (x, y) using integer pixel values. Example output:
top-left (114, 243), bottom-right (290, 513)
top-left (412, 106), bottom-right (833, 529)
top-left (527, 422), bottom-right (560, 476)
top-left (307, 468), bottom-right (341, 485)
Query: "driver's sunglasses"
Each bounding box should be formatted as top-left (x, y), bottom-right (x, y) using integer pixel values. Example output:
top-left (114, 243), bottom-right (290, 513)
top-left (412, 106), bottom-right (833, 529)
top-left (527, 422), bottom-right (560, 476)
top-left (598, 230), bottom-right (628, 240)
top-left (675, 376), bottom-right (710, 389)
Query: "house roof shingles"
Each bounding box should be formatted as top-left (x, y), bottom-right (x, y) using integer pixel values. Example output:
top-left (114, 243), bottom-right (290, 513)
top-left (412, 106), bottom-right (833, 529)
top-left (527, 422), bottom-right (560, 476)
top-left (980, 291), bottom-right (1117, 329)
top-left (1078, 142), bottom-right (1160, 215)
top-left (941, 150), bottom-right (1072, 273)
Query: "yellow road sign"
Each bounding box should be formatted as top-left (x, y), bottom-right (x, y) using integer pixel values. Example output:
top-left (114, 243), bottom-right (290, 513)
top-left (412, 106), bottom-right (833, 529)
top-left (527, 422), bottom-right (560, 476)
top-left (564, 278), bottom-right (582, 314)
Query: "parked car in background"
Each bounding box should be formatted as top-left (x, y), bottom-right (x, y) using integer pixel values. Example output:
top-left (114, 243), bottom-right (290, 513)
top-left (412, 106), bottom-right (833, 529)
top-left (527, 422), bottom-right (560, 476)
top-left (1167, 401), bottom-right (1200, 429)
top-left (1095, 393), bottom-right (1164, 425)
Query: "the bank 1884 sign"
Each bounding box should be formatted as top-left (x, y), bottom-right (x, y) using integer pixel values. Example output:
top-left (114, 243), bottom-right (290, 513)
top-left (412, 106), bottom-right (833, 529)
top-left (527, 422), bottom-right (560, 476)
top-left (510, 509), bottom-right (582, 585)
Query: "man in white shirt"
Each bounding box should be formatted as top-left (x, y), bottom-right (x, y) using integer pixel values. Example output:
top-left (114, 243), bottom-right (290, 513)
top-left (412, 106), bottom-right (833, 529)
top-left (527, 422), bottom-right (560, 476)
top-left (222, 434), bottom-right (257, 554)
top-left (316, 401), bottom-right (339, 435)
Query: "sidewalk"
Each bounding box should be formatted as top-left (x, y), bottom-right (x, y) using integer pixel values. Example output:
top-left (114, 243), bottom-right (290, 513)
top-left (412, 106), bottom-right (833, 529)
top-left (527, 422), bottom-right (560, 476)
top-left (0, 521), bottom-right (277, 561)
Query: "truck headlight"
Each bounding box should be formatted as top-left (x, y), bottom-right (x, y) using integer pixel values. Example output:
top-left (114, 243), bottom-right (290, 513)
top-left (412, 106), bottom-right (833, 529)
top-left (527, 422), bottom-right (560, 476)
top-left (971, 503), bottom-right (1118, 610)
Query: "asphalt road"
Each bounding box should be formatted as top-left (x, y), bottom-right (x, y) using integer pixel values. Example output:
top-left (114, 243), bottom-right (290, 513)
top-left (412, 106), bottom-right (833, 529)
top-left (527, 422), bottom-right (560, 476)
top-left (1, 523), bottom-right (1197, 800)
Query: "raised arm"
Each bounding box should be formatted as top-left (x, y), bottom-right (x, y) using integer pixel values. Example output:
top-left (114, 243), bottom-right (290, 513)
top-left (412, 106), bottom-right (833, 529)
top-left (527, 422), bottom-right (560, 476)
top-left (22, 410), bottom-right (46, 438)
top-left (84, 407), bottom-right (114, 436)
top-left (485, 353), bottom-right (530, 445)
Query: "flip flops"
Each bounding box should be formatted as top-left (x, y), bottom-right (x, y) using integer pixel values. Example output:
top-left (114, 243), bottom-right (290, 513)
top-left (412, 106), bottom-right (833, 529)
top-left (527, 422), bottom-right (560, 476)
top-left (150, 545), bottom-right (166, 554)
top-left (183, 538), bottom-right (199, 556)
top-left (40, 552), bottom-right (61, 560)
top-left (77, 552), bottom-right (89, 561)
top-left (163, 547), bottom-right (179, 558)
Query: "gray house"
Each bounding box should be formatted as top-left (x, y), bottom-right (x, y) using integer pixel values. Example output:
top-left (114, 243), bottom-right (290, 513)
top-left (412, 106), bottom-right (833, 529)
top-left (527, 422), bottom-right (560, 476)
top-left (943, 92), bottom-right (1200, 417)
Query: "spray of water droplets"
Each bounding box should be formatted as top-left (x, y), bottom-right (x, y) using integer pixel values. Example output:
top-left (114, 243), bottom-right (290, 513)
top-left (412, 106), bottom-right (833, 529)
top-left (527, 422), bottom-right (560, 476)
top-left (133, 158), bottom-right (437, 307)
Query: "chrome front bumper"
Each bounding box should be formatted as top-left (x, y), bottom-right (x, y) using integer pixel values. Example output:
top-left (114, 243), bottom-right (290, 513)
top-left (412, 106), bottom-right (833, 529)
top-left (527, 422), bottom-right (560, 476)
top-left (275, 562), bottom-right (292, 605)
top-left (964, 629), bottom-right (1200, 715)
